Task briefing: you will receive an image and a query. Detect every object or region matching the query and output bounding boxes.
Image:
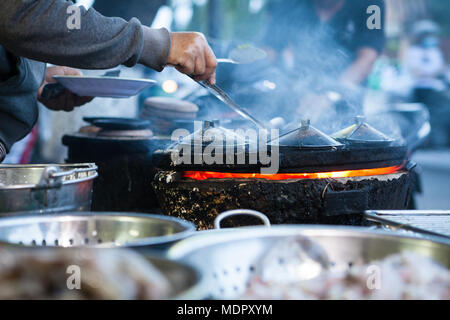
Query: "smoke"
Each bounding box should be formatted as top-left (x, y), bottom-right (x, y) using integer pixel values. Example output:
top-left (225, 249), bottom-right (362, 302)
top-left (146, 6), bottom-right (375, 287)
top-left (194, 0), bottom-right (409, 146)
top-left (200, 2), bottom-right (362, 133)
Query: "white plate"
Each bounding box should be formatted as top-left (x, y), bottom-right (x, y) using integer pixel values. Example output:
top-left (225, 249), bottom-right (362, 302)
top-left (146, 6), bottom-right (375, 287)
top-left (53, 76), bottom-right (157, 98)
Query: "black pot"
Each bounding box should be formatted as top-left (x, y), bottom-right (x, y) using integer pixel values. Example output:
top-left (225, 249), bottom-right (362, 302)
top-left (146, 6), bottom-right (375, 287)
top-left (63, 118), bottom-right (171, 212)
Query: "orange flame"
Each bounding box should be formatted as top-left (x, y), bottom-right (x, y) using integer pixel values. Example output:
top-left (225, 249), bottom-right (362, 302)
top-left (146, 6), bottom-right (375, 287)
top-left (183, 165), bottom-right (404, 181)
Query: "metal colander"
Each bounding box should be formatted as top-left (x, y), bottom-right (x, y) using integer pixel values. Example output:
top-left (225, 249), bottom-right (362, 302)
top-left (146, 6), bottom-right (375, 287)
top-left (0, 213), bottom-right (195, 248)
top-left (168, 211), bottom-right (450, 299)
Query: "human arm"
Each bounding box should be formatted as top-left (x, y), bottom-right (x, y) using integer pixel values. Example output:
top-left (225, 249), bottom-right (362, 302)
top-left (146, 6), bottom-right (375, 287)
top-left (0, 0), bottom-right (216, 82)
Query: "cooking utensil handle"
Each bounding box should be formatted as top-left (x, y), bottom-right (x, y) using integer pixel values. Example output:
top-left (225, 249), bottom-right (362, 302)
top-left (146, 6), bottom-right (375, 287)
top-left (214, 209), bottom-right (271, 229)
top-left (37, 164), bottom-right (98, 188)
top-left (37, 166), bottom-right (62, 188)
top-left (216, 58), bottom-right (236, 64)
top-left (49, 165), bottom-right (98, 179)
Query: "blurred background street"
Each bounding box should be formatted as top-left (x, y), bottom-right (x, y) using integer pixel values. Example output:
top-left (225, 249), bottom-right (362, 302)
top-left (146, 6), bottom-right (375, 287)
top-left (413, 149), bottom-right (450, 209)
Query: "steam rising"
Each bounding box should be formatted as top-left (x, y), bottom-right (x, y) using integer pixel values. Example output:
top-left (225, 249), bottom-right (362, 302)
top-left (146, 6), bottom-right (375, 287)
top-left (198, 2), bottom-right (406, 144)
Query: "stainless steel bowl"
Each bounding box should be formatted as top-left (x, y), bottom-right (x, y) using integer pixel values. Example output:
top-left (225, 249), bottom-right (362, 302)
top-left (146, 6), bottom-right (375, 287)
top-left (0, 164), bottom-right (98, 215)
top-left (0, 212), bottom-right (196, 249)
top-left (168, 225), bottom-right (450, 299)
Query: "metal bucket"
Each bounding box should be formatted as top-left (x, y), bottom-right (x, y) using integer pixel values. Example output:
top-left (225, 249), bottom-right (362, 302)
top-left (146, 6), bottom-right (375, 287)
top-left (0, 164), bottom-right (98, 216)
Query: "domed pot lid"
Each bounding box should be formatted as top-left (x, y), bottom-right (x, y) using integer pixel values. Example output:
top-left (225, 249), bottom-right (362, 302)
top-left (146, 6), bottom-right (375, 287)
top-left (175, 120), bottom-right (249, 147)
top-left (333, 116), bottom-right (394, 146)
top-left (272, 120), bottom-right (343, 149)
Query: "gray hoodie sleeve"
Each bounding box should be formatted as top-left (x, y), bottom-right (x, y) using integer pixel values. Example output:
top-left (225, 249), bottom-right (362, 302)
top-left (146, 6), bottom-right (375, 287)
top-left (0, 0), bottom-right (171, 71)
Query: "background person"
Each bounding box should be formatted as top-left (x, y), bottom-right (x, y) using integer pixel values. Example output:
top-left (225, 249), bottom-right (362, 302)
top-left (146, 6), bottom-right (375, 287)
top-left (406, 20), bottom-right (449, 148)
top-left (263, 0), bottom-right (386, 86)
top-left (407, 20), bottom-right (446, 104)
top-left (260, 0), bottom-right (386, 123)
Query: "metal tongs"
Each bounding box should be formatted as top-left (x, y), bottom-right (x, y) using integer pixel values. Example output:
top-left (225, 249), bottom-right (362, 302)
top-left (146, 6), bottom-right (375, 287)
top-left (191, 44), bottom-right (268, 130)
top-left (195, 80), bottom-right (266, 130)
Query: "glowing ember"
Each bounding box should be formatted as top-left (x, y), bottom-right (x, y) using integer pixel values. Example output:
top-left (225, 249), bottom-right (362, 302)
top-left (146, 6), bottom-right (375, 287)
top-left (183, 165), bottom-right (404, 181)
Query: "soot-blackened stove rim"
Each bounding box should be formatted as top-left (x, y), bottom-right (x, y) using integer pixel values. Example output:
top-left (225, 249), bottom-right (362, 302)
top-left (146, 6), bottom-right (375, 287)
top-left (154, 143), bottom-right (408, 173)
top-left (153, 167), bottom-right (413, 229)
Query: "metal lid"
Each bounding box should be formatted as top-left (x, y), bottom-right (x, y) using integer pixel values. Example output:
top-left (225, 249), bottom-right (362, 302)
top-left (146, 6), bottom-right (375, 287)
top-left (80, 117), bottom-right (154, 138)
top-left (228, 44), bottom-right (268, 64)
top-left (176, 120), bottom-right (248, 147)
top-left (333, 116), bottom-right (394, 146)
top-left (90, 118), bottom-right (151, 131)
top-left (272, 119), bottom-right (343, 149)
